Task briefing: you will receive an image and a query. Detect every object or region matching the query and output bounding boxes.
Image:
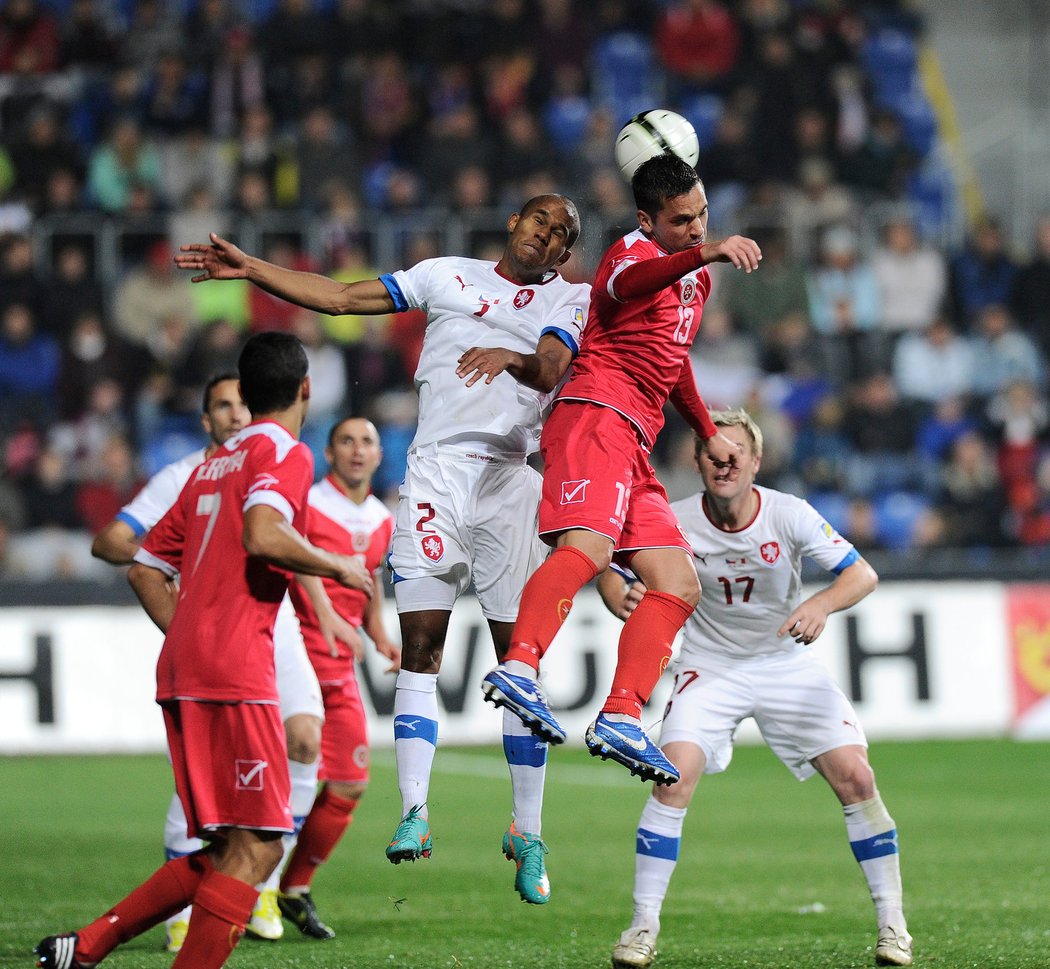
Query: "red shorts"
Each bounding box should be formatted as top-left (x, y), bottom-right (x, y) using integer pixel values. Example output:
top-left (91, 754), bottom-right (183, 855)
top-left (318, 678), bottom-right (370, 784)
top-left (162, 699), bottom-right (292, 840)
top-left (539, 401), bottom-right (691, 562)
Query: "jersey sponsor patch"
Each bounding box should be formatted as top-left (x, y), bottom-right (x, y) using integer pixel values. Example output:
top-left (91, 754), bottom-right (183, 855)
top-left (513, 288), bottom-right (535, 309)
top-left (560, 478), bottom-right (590, 504)
top-left (421, 534), bottom-right (444, 561)
top-left (760, 541), bottom-right (781, 565)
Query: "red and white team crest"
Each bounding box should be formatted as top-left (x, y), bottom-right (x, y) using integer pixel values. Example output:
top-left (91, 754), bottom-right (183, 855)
top-left (760, 541), bottom-right (781, 565)
top-left (352, 530), bottom-right (370, 552)
top-left (680, 279), bottom-right (696, 304)
top-left (560, 478), bottom-right (590, 504)
top-left (421, 534), bottom-right (444, 561)
top-left (513, 288), bottom-right (535, 309)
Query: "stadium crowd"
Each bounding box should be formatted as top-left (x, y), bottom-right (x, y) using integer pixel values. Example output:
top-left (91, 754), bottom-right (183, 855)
top-left (0, 0), bottom-right (1048, 581)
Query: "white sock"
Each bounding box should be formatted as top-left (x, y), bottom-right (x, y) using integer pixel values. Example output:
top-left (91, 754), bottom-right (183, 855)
top-left (503, 658), bottom-right (537, 679)
top-left (844, 794), bottom-right (906, 929)
top-left (393, 669), bottom-right (439, 820)
top-left (503, 706), bottom-right (547, 834)
top-left (163, 790), bottom-right (204, 857)
top-left (632, 794), bottom-right (687, 930)
top-left (273, 758), bottom-right (320, 893)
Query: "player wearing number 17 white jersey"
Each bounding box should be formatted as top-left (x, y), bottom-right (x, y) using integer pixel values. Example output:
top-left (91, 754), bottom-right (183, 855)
top-left (602, 410), bottom-right (913, 969)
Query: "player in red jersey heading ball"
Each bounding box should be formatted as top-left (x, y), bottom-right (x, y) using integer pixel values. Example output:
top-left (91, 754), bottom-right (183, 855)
top-left (477, 152), bottom-right (761, 785)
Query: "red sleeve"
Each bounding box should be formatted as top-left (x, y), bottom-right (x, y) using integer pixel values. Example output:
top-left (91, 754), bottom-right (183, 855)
top-left (612, 244), bottom-right (708, 301)
top-left (140, 486), bottom-right (189, 573)
top-left (669, 358), bottom-right (718, 439)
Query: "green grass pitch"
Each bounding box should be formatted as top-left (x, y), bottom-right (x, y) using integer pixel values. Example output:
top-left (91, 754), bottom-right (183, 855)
top-left (2, 739), bottom-right (1047, 968)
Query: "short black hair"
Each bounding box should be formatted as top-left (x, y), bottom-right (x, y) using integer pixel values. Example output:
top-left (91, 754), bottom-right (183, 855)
top-left (326, 414), bottom-right (377, 448)
top-left (519, 194), bottom-right (582, 249)
top-left (237, 331), bottom-right (308, 416)
top-left (201, 370), bottom-right (240, 413)
top-left (632, 153), bottom-right (701, 219)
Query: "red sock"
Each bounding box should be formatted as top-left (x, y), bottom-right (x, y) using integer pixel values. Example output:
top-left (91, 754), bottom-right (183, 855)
top-left (170, 871), bottom-right (258, 969)
top-left (77, 853), bottom-right (213, 962)
top-left (504, 545), bottom-right (600, 669)
top-left (603, 591), bottom-right (694, 718)
top-left (280, 787), bottom-right (358, 892)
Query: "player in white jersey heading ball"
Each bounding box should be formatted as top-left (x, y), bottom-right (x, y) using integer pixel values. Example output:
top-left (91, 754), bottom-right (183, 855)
top-left (90, 373), bottom-right (334, 949)
top-left (599, 409), bottom-right (912, 969)
top-left (175, 195), bottom-right (591, 905)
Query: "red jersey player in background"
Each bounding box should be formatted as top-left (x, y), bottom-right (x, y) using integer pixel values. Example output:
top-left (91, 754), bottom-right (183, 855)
top-left (35, 333), bottom-right (370, 969)
top-left (278, 416), bottom-right (399, 939)
top-left (481, 152), bottom-right (761, 786)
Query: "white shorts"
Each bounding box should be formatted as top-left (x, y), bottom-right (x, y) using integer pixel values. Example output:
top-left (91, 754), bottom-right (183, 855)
top-left (274, 595), bottom-right (324, 722)
top-left (389, 445), bottom-right (549, 622)
top-left (659, 649), bottom-right (867, 781)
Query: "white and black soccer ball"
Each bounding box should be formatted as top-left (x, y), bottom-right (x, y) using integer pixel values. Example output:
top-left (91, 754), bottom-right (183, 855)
top-left (614, 109), bottom-right (700, 182)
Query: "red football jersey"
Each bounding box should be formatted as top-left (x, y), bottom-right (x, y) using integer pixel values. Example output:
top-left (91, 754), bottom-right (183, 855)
top-left (288, 476), bottom-right (394, 683)
top-left (557, 228), bottom-right (712, 447)
top-left (138, 420), bottom-right (315, 704)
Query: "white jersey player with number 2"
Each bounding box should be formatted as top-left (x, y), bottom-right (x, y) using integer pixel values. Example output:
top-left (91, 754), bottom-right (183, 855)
top-left (173, 195), bottom-right (591, 904)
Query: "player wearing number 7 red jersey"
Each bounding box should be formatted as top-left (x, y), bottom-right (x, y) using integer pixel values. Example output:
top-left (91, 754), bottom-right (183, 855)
top-left (482, 153), bottom-right (762, 786)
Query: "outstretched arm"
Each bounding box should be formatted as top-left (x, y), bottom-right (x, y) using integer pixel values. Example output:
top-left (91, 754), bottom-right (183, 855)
top-left (175, 232), bottom-right (396, 316)
top-left (612, 235), bottom-right (762, 301)
top-left (456, 331), bottom-right (574, 393)
top-left (777, 558), bottom-right (879, 645)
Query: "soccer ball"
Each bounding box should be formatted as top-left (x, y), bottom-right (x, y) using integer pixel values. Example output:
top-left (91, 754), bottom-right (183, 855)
top-left (614, 109), bottom-right (700, 182)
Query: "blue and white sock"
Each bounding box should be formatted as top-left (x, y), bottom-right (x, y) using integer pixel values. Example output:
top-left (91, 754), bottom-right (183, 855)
top-left (503, 707), bottom-right (548, 834)
top-left (265, 757), bottom-right (319, 893)
top-left (844, 794), bottom-right (906, 929)
top-left (632, 795), bottom-right (687, 930)
top-left (393, 669), bottom-right (439, 820)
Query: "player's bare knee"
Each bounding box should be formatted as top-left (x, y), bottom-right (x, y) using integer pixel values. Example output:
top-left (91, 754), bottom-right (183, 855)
top-left (285, 714), bottom-right (322, 764)
top-left (830, 754), bottom-right (876, 804)
top-left (329, 780), bottom-right (367, 801)
top-left (401, 640), bottom-right (443, 673)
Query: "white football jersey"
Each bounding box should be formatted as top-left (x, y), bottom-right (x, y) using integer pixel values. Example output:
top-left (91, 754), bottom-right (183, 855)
top-left (673, 485), bottom-right (859, 661)
top-left (117, 447), bottom-right (206, 536)
top-left (384, 256), bottom-right (590, 455)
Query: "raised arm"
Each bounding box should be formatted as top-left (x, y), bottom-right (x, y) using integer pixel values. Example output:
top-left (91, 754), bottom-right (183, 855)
top-left (456, 331), bottom-right (574, 393)
top-left (669, 359), bottom-right (742, 466)
top-left (613, 235), bottom-right (762, 301)
top-left (175, 232), bottom-right (396, 317)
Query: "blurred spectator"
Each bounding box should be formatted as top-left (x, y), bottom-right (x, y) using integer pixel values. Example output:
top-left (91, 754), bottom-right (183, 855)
top-left (0, 0), bottom-right (60, 74)
top-left (38, 243), bottom-right (105, 337)
top-left (184, 0), bottom-right (237, 73)
top-left (0, 234), bottom-right (42, 315)
top-left (58, 309), bottom-right (147, 419)
top-left (8, 104), bottom-right (83, 216)
top-left (292, 310), bottom-right (348, 471)
top-left (75, 433), bottom-right (144, 534)
top-left (892, 316), bottom-right (975, 404)
top-left (969, 304), bottom-right (1046, 400)
top-left (937, 430), bottom-right (1010, 547)
top-left (140, 48), bottom-right (208, 139)
top-left (495, 108), bottom-right (559, 202)
top-left (172, 319), bottom-right (244, 409)
top-left (949, 214), bottom-right (1019, 326)
top-left (232, 168), bottom-right (274, 218)
top-left (688, 305), bottom-right (761, 408)
top-left (722, 224), bottom-right (812, 373)
top-left (871, 212), bottom-right (947, 335)
top-left (21, 445), bottom-right (82, 531)
top-left (169, 182), bottom-right (232, 250)
top-left (260, 0), bottom-right (331, 117)
top-left (1010, 212), bottom-right (1050, 358)
top-left (49, 376), bottom-right (131, 477)
top-left (842, 371), bottom-right (924, 495)
top-left (208, 24), bottom-right (267, 139)
top-left (654, 0), bottom-right (741, 96)
top-left (0, 302), bottom-right (60, 435)
top-left (806, 224), bottom-right (883, 381)
top-left (359, 51), bottom-right (417, 159)
top-left (915, 395), bottom-right (978, 463)
top-left (85, 116), bottom-right (163, 213)
top-left (792, 394), bottom-right (853, 493)
top-left (783, 157), bottom-right (859, 259)
top-left (160, 129), bottom-right (235, 211)
top-left (838, 108), bottom-right (916, 201)
top-left (293, 105), bottom-right (359, 212)
top-left (985, 379), bottom-right (1049, 493)
top-left (421, 103), bottom-right (496, 201)
top-left (234, 104), bottom-right (280, 192)
top-left (119, 0), bottom-right (183, 72)
top-left (40, 166), bottom-right (85, 215)
top-left (59, 0), bottom-right (120, 71)
top-left (112, 239), bottom-right (195, 347)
